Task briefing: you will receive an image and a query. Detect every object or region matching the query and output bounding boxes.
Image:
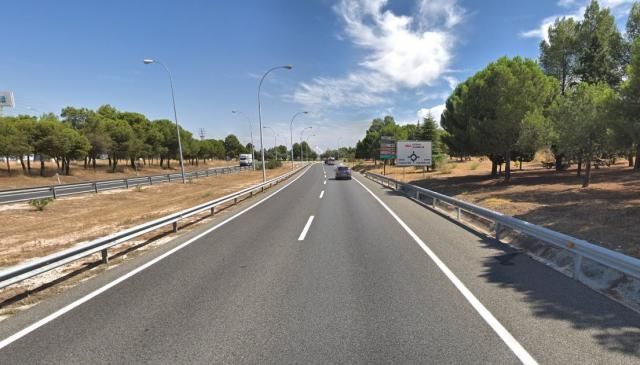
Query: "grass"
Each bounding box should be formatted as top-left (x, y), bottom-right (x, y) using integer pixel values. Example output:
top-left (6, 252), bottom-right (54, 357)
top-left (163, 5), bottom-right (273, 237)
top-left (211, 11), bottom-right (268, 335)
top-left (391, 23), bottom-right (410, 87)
top-left (469, 161), bottom-right (481, 170)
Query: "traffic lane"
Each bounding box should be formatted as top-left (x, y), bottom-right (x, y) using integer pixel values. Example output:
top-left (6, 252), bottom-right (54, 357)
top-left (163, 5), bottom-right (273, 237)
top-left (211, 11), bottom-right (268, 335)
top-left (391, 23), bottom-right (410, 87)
top-left (354, 173), bottom-right (640, 365)
top-left (291, 175), bottom-right (520, 364)
top-left (0, 164), bottom-right (322, 364)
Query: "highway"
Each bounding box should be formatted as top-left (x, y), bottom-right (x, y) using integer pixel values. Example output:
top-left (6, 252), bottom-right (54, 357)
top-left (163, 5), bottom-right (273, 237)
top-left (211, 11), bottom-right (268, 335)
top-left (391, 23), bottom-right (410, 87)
top-left (0, 164), bottom-right (639, 364)
top-left (0, 165), bottom-right (246, 204)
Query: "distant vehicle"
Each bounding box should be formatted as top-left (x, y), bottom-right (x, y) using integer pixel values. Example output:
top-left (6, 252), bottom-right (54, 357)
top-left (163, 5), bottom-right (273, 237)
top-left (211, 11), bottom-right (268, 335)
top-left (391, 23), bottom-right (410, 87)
top-left (239, 154), bottom-right (253, 167)
top-left (335, 165), bottom-right (352, 180)
top-left (325, 157), bottom-right (336, 165)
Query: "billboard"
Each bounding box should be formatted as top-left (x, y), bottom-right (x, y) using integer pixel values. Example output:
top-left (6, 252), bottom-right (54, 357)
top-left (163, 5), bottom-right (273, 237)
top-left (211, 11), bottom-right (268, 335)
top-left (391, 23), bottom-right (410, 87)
top-left (0, 92), bottom-right (15, 108)
top-left (396, 141), bottom-right (432, 166)
top-left (379, 136), bottom-right (396, 160)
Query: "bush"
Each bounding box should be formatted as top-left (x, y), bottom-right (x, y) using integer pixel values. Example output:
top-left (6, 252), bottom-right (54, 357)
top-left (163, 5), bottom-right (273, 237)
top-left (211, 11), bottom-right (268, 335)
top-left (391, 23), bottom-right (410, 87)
top-left (469, 160), bottom-right (481, 170)
top-left (134, 184), bottom-right (143, 192)
top-left (256, 160), bottom-right (283, 169)
top-left (29, 198), bottom-right (53, 211)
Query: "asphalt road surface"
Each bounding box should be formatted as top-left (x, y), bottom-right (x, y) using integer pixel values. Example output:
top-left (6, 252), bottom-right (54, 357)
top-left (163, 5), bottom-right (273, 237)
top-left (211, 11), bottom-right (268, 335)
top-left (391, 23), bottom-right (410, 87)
top-left (1, 164), bottom-right (639, 364)
top-left (0, 165), bottom-right (246, 204)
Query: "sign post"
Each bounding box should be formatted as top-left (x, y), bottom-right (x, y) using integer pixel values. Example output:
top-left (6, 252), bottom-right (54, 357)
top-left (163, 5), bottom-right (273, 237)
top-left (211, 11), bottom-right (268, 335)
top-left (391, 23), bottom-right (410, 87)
top-left (379, 136), bottom-right (396, 176)
top-left (0, 91), bottom-right (15, 116)
top-left (396, 141), bottom-right (432, 167)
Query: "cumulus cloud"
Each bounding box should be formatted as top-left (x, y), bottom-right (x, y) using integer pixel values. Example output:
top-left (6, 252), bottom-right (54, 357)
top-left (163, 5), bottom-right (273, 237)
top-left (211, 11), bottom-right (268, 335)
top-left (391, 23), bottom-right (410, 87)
top-left (417, 103), bottom-right (446, 121)
top-left (292, 0), bottom-right (464, 109)
top-left (521, 0), bottom-right (634, 41)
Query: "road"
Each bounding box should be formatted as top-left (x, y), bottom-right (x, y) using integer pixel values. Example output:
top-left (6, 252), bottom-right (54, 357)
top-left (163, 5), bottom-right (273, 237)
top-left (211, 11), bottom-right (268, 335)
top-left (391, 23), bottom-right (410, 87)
top-left (0, 165), bottom-right (247, 204)
top-left (0, 163), bottom-right (639, 364)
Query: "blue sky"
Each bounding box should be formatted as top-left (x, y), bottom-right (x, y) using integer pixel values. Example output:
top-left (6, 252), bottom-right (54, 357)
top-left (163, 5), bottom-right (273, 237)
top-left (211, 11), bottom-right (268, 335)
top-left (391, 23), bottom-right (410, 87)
top-left (1, 0), bottom-right (635, 152)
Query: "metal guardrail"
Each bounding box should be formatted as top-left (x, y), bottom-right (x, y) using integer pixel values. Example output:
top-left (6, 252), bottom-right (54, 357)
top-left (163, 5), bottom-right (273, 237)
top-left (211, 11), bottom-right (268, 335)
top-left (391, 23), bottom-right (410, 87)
top-left (364, 171), bottom-right (640, 283)
top-left (0, 165), bottom-right (251, 204)
top-left (0, 165), bottom-right (308, 289)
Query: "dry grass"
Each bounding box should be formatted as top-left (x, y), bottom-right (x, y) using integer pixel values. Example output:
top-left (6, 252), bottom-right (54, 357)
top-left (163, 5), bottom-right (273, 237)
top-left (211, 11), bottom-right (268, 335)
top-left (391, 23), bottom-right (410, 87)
top-left (0, 159), bottom-right (235, 189)
top-left (357, 157), bottom-right (640, 258)
top-left (0, 165), bottom-right (293, 268)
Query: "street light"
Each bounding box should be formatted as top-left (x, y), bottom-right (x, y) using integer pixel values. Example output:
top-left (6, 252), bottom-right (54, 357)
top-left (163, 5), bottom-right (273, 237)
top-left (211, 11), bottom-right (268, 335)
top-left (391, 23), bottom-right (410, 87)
top-left (143, 59), bottom-right (186, 183)
top-left (289, 111), bottom-right (308, 169)
top-left (232, 110), bottom-right (255, 169)
top-left (258, 65), bottom-right (293, 182)
top-left (304, 134), bottom-right (316, 161)
top-left (263, 126), bottom-right (278, 161)
top-left (300, 126), bottom-right (312, 162)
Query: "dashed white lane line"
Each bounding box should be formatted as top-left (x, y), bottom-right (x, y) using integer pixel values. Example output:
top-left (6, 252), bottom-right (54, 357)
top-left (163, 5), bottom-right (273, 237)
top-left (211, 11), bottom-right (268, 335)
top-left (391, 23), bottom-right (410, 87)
top-left (323, 180), bottom-right (326, 185)
top-left (352, 176), bottom-right (538, 365)
top-left (319, 190), bottom-right (325, 199)
top-left (298, 216), bottom-right (315, 241)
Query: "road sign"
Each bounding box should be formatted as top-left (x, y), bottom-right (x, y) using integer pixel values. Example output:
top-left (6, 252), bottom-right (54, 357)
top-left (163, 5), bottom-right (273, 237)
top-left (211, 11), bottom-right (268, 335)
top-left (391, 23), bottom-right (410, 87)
top-left (0, 92), bottom-right (15, 108)
top-left (380, 136), bottom-right (396, 160)
top-left (396, 141), bottom-right (432, 166)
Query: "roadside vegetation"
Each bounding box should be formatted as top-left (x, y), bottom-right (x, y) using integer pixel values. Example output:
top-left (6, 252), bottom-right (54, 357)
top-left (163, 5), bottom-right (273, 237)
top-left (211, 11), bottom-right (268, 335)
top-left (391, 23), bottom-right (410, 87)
top-left (0, 105), bottom-right (317, 180)
top-left (355, 1), bottom-right (640, 189)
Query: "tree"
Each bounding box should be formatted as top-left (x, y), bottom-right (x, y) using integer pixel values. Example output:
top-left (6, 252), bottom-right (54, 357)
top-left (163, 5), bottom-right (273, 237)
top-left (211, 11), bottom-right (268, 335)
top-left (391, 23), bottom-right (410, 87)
top-left (621, 37), bottom-right (640, 170)
top-left (224, 134), bottom-right (245, 158)
top-left (0, 118), bottom-right (30, 172)
top-left (550, 82), bottom-right (616, 187)
top-left (104, 118), bottom-right (134, 172)
top-left (627, 2), bottom-right (640, 42)
top-left (419, 115), bottom-right (443, 169)
top-left (443, 57), bottom-right (558, 181)
top-left (540, 17), bottom-right (579, 95)
top-left (575, 1), bottom-right (625, 88)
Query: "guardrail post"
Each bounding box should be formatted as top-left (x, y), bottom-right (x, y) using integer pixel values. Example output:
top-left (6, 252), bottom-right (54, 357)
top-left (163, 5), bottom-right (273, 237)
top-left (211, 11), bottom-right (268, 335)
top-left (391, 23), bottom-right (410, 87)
top-left (172, 222), bottom-right (178, 232)
top-left (206, 169), bottom-right (209, 177)
top-left (495, 222), bottom-right (501, 242)
top-left (415, 190), bottom-right (420, 200)
top-left (93, 182), bottom-right (98, 193)
top-left (573, 254), bottom-right (583, 281)
top-left (51, 186), bottom-right (57, 199)
top-left (195, 171), bottom-right (199, 179)
top-left (101, 249), bottom-right (109, 264)
top-left (168, 174), bottom-right (171, 182)
top-left (234, 197), bottom-right (238, 204)
top-left (125, 179), bottom-right (129, 189)
top-left (456, 207), bottom-right (461, 221)
top-left (432, 198), bottom-right (437, 209)
top-left (211, 206), bottom-right (216, 216)
top-left (148, 176), bottom-right (153, 185)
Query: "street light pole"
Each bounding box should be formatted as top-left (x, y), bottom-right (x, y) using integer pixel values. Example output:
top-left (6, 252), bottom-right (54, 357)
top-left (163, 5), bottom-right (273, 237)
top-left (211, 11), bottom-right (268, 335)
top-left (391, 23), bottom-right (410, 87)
top-left (300, 126), bottom-right (312, 162)
top-left (232, 110), bottom-right (255, 169)
top-left (289, 111), bottom-right (308, 169)
top-left (263, 126), bottom-right (278, 161)
top-left (258, 65), bottom-right (292, 182)
top-left (144, 59), bottom-right (186, 183)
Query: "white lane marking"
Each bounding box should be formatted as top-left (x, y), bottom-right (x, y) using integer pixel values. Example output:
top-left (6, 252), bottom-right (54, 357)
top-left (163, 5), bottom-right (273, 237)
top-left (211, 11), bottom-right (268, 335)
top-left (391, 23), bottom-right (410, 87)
top-left (319, 190), bottom-right (325, 199)
top-left (352, 177), bottom-right (538, 365)
top-left (323, 180), bottom-right (326, 185)
top-left (0, 166), bottom-right (312, 351)
top-left (298, 216), bottom-right (315, 241)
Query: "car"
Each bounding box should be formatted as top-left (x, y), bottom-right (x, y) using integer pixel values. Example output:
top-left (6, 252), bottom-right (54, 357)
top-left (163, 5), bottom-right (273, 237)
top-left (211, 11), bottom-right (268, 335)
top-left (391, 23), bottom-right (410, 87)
top-left (335, 165), bottom-right (352, 180)
top-left (325, 157), bottom-right (336, 165)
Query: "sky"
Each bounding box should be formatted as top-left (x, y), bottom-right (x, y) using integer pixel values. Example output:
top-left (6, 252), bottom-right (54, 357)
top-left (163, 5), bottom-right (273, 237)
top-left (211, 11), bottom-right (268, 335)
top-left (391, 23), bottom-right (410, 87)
top-left (1, 0), bottom-right (636, 152)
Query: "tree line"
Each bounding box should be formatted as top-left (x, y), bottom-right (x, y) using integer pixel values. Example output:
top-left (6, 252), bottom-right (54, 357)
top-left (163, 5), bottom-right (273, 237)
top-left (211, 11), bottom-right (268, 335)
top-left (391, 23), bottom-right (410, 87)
top-left (355, 115), bottom-right (445, 170)
top-left (0, 104), bottom-right (298, 176)
top-left (440, 0), bottom-right (640, 186)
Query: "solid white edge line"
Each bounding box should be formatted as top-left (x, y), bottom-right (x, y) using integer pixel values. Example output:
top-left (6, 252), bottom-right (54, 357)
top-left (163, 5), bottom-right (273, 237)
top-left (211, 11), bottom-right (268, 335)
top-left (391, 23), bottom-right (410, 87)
top-left (298, 216), bottom-right (315, 241)
top-left (352, 176), bottom-right (538, 365)
top-left (319, 190), bottom-right (325, 199)
top-left (0, 166), bottom-right (312, 351)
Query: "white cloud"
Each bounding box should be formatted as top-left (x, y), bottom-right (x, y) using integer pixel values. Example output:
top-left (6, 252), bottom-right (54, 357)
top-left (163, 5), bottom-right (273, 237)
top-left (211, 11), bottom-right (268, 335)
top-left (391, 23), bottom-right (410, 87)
top-left (292, 0), bottom-right (464, 109)
top-left (417, 103), bottom-right (445, 121)
top-left (521, 0), bottom-right (634, 41)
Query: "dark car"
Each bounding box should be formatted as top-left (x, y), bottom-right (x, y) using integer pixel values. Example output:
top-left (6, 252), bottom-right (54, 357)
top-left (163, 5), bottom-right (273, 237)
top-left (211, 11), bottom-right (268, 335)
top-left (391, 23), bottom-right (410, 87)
top-left (335, 165), bottom-right (352, 180)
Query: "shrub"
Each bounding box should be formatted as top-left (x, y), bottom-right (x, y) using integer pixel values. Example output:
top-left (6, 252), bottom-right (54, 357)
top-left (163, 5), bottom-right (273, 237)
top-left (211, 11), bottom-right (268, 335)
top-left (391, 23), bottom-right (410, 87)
top-left (134, 185), bottom-right (143, 192)
top-left (469, 161), bottom-right (481, 170)
top-left (29, 198), bottom-right (53, 211)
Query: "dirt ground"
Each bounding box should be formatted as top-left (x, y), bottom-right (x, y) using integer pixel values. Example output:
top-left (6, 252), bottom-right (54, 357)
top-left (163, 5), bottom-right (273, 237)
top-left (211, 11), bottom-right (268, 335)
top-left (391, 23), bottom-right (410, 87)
top-left (357, 157), bottom-right (640, 258)
top-left (0, 159), bottom-right (236, 189)
top-left (0, 165), bottom-right (293, 268)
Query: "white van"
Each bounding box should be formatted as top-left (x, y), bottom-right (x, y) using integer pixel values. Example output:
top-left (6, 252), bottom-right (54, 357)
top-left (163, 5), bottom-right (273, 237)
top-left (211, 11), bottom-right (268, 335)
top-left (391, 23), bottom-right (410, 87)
top-left (239, 154), bottom-right (253, 167)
